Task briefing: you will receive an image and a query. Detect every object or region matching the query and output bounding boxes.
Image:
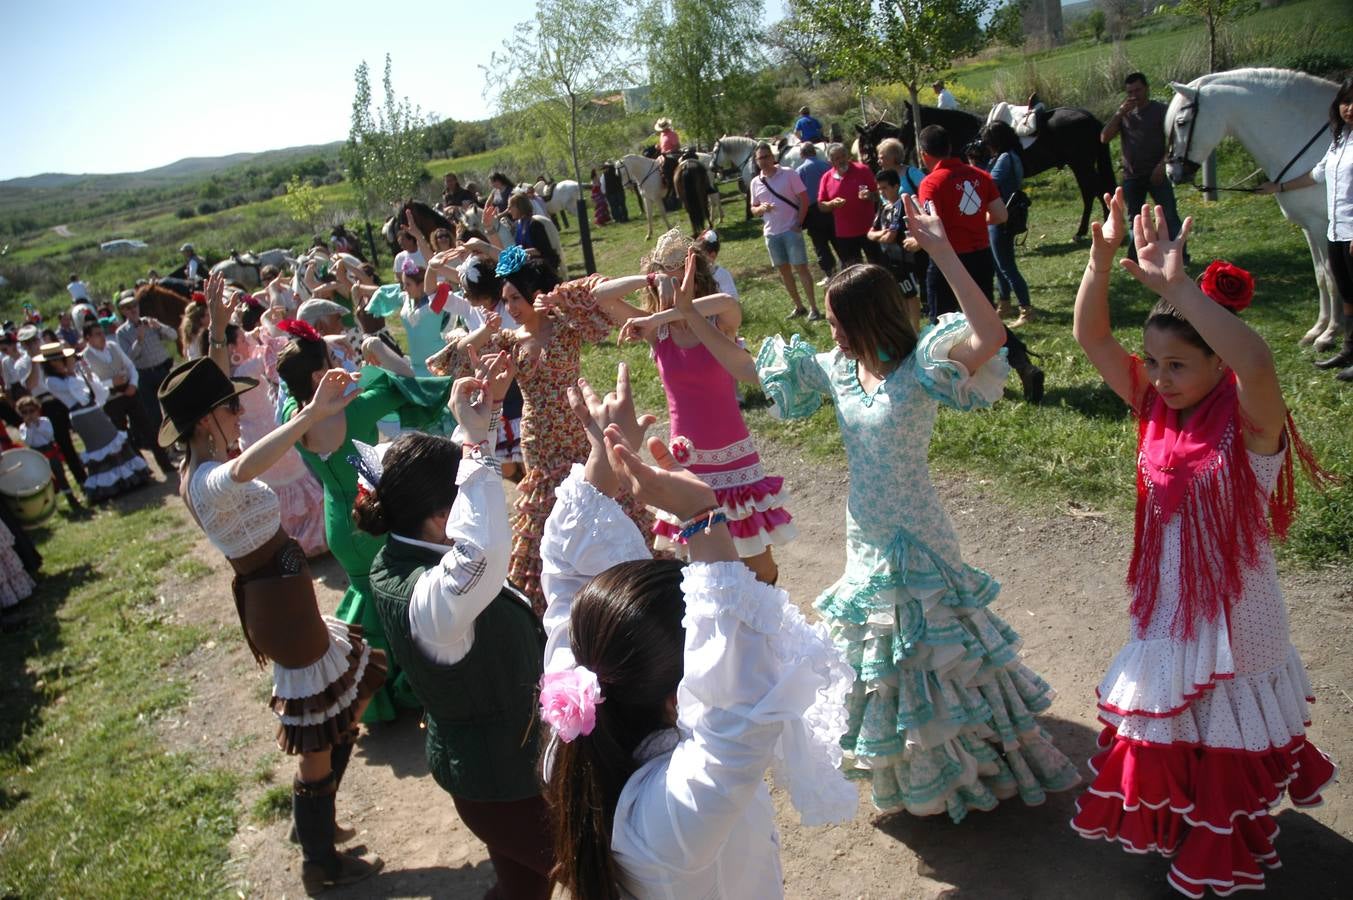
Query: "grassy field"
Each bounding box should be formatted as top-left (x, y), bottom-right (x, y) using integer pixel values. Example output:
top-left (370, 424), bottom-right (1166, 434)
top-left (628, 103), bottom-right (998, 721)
top-left (0, 493), bottom-right (239, 896)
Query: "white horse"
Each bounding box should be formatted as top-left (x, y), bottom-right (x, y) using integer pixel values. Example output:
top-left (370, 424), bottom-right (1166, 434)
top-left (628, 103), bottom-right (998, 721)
top-left (460, 205), bottom-right (515, 248)
top-left (614, 154), bottom-right (672, 239)
top-left (1166, 67), bottom-right (1344, 349)
top-left (533, 179), bottom-right (581, 229)
top-left (711, 135), bottom-right (761, 188)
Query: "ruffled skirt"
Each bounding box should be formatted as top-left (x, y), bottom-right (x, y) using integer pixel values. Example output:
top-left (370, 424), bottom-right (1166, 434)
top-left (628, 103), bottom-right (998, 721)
top-left (654, 473), bottom-right (797, 558)
top-left (822, 526), bottom-right (1081, 823)
top-left (0, 518), bottom-right (35, 609)
top-left (1072, 630), bottom-right (1338, 897)
top-left (270, 616), bottom-right (388, 754)
top-left (71, 411), bottom-right (150, 501)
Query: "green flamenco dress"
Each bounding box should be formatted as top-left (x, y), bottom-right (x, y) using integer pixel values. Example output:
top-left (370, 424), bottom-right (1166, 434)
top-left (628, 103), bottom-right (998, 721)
top-left (284, 368), bottom-right (454, 723)
top-left (756, 313), bottom-right (1081, 823)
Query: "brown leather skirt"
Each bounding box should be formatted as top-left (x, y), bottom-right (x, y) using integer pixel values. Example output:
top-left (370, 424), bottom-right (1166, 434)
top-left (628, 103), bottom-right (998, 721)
top-left (230, 530), bottom-right (388, 754)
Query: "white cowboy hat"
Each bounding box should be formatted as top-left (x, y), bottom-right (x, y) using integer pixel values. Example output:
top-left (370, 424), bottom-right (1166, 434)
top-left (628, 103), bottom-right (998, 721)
top-left (654, 118), bottom-right (673, 132)
top-left (641, 228), bottom-right (695, 273)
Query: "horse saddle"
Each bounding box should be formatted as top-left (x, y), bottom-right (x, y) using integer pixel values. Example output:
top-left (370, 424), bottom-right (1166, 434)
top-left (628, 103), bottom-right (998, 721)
top-left (232, 252), bottom-right (260, 267)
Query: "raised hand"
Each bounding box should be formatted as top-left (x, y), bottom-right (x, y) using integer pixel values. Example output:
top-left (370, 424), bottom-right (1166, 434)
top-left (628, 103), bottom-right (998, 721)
top-left (573, 363), bottom-right (657, 453)
top-left (471, 346), bottom-right (515, 404)
top-left (675, 251), bottom-right (699, 317)
top-left (204, 271), bottom-right (230, 327)
top-left (484, 311), bottom-right (502, 333)
top-left (1120, 204), bottom-right (1194, 295)
top-left (308, 368), bottom-right (360, 418)
top-left (606, 430), bottom-right (717, 522)
top-left (449, 375), bottom-right (493, 442)
top-left (617, 315), bottom-right (660, 344)
top-left (900, 194), bottom-right (951, 256)
top-left (1090, 188), bottom-right (1128, 261)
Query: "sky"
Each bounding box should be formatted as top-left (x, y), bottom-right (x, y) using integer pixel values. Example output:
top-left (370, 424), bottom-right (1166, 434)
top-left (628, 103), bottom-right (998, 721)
top-left (0, 0), bottom-right (550, 179)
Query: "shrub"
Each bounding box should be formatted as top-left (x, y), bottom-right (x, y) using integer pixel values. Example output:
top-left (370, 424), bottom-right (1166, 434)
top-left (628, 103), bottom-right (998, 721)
top-left (196, 201), bottom-right (219, 216)
top-left (175, 208), bottom-right (195, 219)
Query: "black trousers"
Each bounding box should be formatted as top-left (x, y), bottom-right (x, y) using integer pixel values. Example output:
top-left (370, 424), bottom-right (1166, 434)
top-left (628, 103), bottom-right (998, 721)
top-left (1329, 240), bottom-right (1353, 308)
top-left (105, 391), bottom-right (170, 468)
top-left (832, 233), bottom-right (883, 268)
top-left (452, 793), bottom-right (553, 900)
top-left (136, 360), bottom-right (173, 430)
top-left (38, 397), bottom-right (88, 485)
top-left (804, 204), bottom-right (838, 277)
top-left (926, 248), bottom-right (1035, 372)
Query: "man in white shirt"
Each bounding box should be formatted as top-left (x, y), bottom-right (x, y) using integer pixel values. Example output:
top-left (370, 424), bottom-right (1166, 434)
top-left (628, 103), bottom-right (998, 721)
top-left (16, 325), bottom-right (89, 484)
top-left (67, 274), bottom-right (91, 303)
top-left (933, 79), bottom-right (959, 110)
top-left (180, 243), bottom-right (205, 284)
top-left (82, 321), bottom-right (171, 473)
top-left (0, 332), bottom-right (24, 401)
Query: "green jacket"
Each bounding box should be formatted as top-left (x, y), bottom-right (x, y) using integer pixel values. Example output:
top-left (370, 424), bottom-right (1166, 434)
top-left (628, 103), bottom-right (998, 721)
top-left (370, 538), bottom-right (546, 802)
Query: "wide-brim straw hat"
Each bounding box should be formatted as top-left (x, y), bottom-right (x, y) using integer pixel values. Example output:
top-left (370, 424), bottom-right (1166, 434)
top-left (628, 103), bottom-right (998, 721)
top-left (641, 228), bottom-right (695, 273)
top-left (30, 342), bottom-right (77, 363)
top-left (156, 357), bottom-right (257, 447)
top-left (654, 118), bottom-right (673, 132)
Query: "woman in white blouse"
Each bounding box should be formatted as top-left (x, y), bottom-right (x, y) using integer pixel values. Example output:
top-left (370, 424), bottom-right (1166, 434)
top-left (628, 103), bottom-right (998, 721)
top-left (539, 365), bottom-right (855, 900)
top-left (1260, 75), bottom-right (1353, 381)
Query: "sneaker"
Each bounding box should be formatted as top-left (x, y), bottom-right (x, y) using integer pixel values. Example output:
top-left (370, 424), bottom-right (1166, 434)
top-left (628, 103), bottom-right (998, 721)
top-left (302, 849), bottom-right (383, 895)
top-left (1010, 307), bottom-right (1038, 327)
top-left (996, 299), bottom-right (1015, 319)
top-left (807, 310), bottom-right (825, 322)
top-left (787, 308), bottom-right (808, 319)
top-left (816, 276), bottom-right (830, 287)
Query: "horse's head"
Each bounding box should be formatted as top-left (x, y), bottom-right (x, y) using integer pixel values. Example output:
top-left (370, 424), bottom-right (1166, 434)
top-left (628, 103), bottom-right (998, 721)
top-left (1166, 82), bottom-right (1213, 185)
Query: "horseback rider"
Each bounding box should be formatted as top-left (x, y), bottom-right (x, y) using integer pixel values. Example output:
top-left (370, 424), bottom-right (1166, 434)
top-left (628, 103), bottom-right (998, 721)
top-left (179, 243), bottom-right (205, 287)
top-left (655, 117), bottom-right (681, 198)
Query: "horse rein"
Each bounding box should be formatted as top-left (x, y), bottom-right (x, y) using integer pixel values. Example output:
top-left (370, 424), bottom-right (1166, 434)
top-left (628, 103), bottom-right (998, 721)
top-left (1171, 95), bottom-right (1329, 194)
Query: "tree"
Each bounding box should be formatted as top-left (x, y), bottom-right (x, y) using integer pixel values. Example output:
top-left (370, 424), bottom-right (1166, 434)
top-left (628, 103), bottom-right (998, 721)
top-left (487, 0), bottom-right (633, 273)
top-left (1172, 0), bottom-right (1249, 72)
top-left (281, 175), bottom-right (323, 233)
top-left (792, 0), bottom-right (991, 150)
top-left (342, 55), bottom-right (428, 235)
top-left (632, 0), bottom-right (765, 145)
top-left (987, 0), bottom-right (1026, 48)
top-left (767, 14), bottom-right (826, 86)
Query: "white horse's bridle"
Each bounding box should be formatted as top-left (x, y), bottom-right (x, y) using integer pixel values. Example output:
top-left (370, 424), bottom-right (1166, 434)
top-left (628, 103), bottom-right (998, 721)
top-left (712, 138), bottom-right (754, 176)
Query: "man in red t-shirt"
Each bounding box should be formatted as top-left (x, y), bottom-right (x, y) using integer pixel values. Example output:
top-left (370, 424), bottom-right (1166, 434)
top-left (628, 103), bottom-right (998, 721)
top-left (913, 125), bottom-right (1044, 403)
top-left (818, 143), bottom-right (883, 267)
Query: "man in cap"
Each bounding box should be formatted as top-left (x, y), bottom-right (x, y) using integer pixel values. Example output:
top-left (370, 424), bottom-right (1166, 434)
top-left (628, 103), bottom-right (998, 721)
top-left (115, 294), bottom-right (178, 430)
top-left (180, 243), bottom-right (205, 285)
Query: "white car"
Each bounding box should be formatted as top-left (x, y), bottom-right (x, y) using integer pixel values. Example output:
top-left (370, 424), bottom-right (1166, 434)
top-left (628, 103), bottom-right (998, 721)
top-left (100, 239), bottom-right (149, 254)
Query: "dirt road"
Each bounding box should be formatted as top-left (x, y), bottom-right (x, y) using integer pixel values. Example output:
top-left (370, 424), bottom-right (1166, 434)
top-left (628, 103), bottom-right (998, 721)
top-left (161, 441), bottom-right (1353, 898)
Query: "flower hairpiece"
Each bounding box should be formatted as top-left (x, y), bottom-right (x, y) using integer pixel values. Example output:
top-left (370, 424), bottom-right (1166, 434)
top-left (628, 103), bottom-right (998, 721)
top-left (1198, 260), bottom-right (1254, 313)
top-left (399, 256), bottom-right (421, 277)
top-left (192, 291), bottom-right (207, 303)
top-left (456, 255), bottom-right (483, 286)
top-left (495, 245), bottom-right (528, 277)
top-left (277, 318), bottom-right (324, 343)
top-left (539, 665), bottom-right (604, 742)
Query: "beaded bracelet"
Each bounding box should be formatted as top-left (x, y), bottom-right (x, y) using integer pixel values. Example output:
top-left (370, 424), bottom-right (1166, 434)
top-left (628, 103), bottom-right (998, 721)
top-left (677, 507), bottom-right (727, 542)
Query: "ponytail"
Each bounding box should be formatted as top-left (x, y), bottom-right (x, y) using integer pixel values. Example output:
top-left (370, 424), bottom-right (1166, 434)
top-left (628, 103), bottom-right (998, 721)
top-left (544, 559), bottom-right (686, 899)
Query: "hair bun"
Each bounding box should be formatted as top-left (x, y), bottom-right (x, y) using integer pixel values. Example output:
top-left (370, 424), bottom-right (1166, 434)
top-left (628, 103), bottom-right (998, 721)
top-left (352, 489), bottom-right (388, 535)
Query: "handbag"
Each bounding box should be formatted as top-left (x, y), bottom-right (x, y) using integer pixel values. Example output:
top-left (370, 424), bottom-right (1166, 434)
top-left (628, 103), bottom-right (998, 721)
top-left (1005, 190), bottom-right (1031, 235)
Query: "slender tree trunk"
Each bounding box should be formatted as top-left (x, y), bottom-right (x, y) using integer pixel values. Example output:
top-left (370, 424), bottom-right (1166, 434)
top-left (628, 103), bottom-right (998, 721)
top-left (908, 83), bottom-right (923, 168)
top-left (568, 94), bottom-right (597, 275)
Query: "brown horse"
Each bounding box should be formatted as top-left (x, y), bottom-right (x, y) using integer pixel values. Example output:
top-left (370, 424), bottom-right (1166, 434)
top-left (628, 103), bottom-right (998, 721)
top-left (134, 283), bottom-right (190, 353)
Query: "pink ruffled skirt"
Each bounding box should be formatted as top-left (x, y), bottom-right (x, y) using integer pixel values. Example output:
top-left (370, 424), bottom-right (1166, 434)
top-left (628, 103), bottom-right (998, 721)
top-left (654, 473), bottom-right (797, 559)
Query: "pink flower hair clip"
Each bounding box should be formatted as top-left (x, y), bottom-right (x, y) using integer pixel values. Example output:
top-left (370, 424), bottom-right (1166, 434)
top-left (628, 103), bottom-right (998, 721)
top-left (669, 435), bottom-right (693, 465)
top-left (539, 665), bottom-right (604, 742)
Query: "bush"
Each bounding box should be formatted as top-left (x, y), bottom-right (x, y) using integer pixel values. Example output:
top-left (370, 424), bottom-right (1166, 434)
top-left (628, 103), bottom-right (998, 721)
top-left (1276, 50), bottom-right (1353, 78)
top-left (175, 208), bottom-right (195, 219)
top-left (196, 201), bottom-right (219, 216)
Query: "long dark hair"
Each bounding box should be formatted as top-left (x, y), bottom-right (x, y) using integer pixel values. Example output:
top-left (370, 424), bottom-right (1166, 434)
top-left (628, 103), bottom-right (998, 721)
top-left (545, 559), bottom-right (686, 900)
top-left (276, 336), bottom-right (328, 405)
top-left (982, 121), bottom-right (1020, 156)
top-left (826, 264), bottom-right (919, 371)
top-left (1144, 297), bottom-right (1220, 356)
top-left (353, 433), bottom-right (462, 537)
top-left (1330, 76), bottom-right (1353, 145)
top-left (503, 257), bottom-right (561, 301)
top-left (459, 254), bottom-right (503, 304)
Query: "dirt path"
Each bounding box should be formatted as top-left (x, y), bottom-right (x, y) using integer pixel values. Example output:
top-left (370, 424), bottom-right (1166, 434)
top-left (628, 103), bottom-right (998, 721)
top-left (50, 224), bottom-right (72, 238)
top-left (159, 441), bottom-right (1353, 899)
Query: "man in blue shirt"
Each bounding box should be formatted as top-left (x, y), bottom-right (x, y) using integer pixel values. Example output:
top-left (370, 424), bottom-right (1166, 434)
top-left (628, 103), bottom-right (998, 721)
top-left (794, 142), bottom-right (837, 285)
top-left (793, 106), bottom-right (823, 143)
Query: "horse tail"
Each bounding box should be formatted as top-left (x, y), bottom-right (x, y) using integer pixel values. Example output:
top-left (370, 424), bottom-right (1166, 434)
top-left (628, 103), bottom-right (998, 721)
top-left (1097, 138), bottom-right (1116, 192)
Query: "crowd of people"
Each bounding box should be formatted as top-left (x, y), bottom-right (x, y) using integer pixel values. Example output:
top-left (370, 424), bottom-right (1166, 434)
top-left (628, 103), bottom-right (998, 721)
top-left (5, 70), bottom-right (1350, 899)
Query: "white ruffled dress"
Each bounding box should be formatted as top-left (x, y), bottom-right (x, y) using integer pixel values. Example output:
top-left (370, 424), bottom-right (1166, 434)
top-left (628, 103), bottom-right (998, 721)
top-left (539, 467), bottom-right (856, 898)
top-left (755, 313), bottom-right (1081, 823)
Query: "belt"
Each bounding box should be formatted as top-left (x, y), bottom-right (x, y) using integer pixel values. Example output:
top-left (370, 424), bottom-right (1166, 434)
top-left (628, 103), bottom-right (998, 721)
top-left (230, 530), bottom-right (331, 668)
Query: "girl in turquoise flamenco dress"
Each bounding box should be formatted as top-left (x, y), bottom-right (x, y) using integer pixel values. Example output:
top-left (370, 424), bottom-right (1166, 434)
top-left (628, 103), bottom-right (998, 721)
top-left (276, 320), bottom-right (456, 724)
top-left (754, 195), bottom-right (1081, 822)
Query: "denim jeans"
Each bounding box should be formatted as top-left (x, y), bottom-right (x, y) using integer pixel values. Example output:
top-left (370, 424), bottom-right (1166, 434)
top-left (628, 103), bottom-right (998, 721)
top-left (988, 225), bottom-right (1030, 308)
top-left (1122, 174), bottom-right (1183, 259)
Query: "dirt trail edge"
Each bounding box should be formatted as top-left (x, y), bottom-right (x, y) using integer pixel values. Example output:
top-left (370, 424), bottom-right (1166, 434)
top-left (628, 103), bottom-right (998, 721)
top-left (159, 441), bottom-right (1353, 899)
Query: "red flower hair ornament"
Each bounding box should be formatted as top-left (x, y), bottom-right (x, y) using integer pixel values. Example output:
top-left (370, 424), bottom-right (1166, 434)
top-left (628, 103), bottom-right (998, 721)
top-left (1198, 260), bottom-right (1254, 313)
top-left (277, 318), bottom-right (324, 343)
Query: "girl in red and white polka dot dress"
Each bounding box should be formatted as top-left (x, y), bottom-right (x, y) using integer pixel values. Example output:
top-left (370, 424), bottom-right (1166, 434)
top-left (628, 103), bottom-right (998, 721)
top-left (1069, 190), bottom-right (1339, 898)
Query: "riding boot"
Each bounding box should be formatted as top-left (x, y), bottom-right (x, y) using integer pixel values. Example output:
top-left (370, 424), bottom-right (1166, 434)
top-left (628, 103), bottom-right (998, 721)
top-left (1003, 329), bottom-right (1045, 405)
top-left (294, 775), bottom-right (381, 894)
top-left (1314, 329), bottom-right (1353, 370)
top-left (291, 742), bottom-right (358, 846)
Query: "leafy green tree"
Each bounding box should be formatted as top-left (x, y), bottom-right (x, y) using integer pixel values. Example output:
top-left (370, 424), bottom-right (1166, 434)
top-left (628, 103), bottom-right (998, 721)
top-left (488, 0), bottom-right (632, 185)
top-left (987, 0), bottom-right (1026, 47)
top-left (1172, 0), bottom-right (1249, 72)
top-left (792, 0), bottom-right (991, 151)
top-left (342, 55), bottom-right (428, 230)
top-left (281, 175), bottom-right (323, 232)
top-left (633, 0), bottom-right (765, 145)
top-left (1085, 8), bottom-right (1107, 42)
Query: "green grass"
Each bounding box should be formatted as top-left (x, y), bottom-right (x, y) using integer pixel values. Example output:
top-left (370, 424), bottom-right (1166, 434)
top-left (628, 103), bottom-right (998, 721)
top-left (0, 500), bottom-right (239, 897)
top-left (251, 785), bottom-right (292, 824)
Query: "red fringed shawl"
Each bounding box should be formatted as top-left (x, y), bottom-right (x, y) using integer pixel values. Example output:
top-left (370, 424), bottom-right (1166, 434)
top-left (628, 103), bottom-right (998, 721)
top-left (1126, 365), bottom-right (1331, 639)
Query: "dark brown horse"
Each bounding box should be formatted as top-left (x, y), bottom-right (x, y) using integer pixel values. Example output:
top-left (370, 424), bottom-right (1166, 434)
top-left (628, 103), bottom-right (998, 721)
top-left (381, 200), bottom-right (455, 254)
top-left (134, 283), bottom-right (190, 353)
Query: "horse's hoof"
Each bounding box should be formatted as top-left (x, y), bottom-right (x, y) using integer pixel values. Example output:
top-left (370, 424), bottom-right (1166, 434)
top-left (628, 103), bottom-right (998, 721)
top-left (1314, 330), bottom-right (1341, 352)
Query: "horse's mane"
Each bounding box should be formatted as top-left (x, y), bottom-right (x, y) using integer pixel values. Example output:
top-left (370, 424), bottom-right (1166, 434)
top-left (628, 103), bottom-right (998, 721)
top-left (1192, 67), bottom-right (1338, 93)
top-left (135, 283), bottom-right (188, 304)
top-left (716, 134), bottom-right (757, 150)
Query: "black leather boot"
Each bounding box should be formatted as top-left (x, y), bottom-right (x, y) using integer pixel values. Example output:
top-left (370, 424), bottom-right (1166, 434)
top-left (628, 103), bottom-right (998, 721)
top-left (1315, 330), bottom-right (1353, 370)
top-left (1003, 329), bottom-right (1046, 405)
top-left (290, 745), bottom-right (357, 845)
top-left (294, 775), bottom-right (381, 894)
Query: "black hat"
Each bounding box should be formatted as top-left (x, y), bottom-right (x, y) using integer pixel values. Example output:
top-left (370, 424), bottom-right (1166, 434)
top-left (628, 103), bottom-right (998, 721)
top-left (156, 357), bottom-right (256, 447)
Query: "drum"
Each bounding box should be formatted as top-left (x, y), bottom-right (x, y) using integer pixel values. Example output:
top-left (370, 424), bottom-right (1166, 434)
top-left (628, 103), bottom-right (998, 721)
top-left (0, 448), bottom-right (56, 525)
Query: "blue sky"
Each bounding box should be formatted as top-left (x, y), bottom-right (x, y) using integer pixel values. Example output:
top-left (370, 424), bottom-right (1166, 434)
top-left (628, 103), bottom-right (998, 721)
top-left (0, 0), bottom-right (548, 178)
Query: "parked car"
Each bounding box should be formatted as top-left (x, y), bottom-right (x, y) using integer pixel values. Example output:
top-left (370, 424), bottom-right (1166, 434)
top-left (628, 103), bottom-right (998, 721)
top-left (100, 239), bottom-right (149, 254)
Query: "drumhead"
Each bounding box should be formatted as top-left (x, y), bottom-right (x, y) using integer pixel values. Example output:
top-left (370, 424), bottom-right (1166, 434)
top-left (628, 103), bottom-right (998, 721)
top-left (0, 448), bottom-right (53, 498)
